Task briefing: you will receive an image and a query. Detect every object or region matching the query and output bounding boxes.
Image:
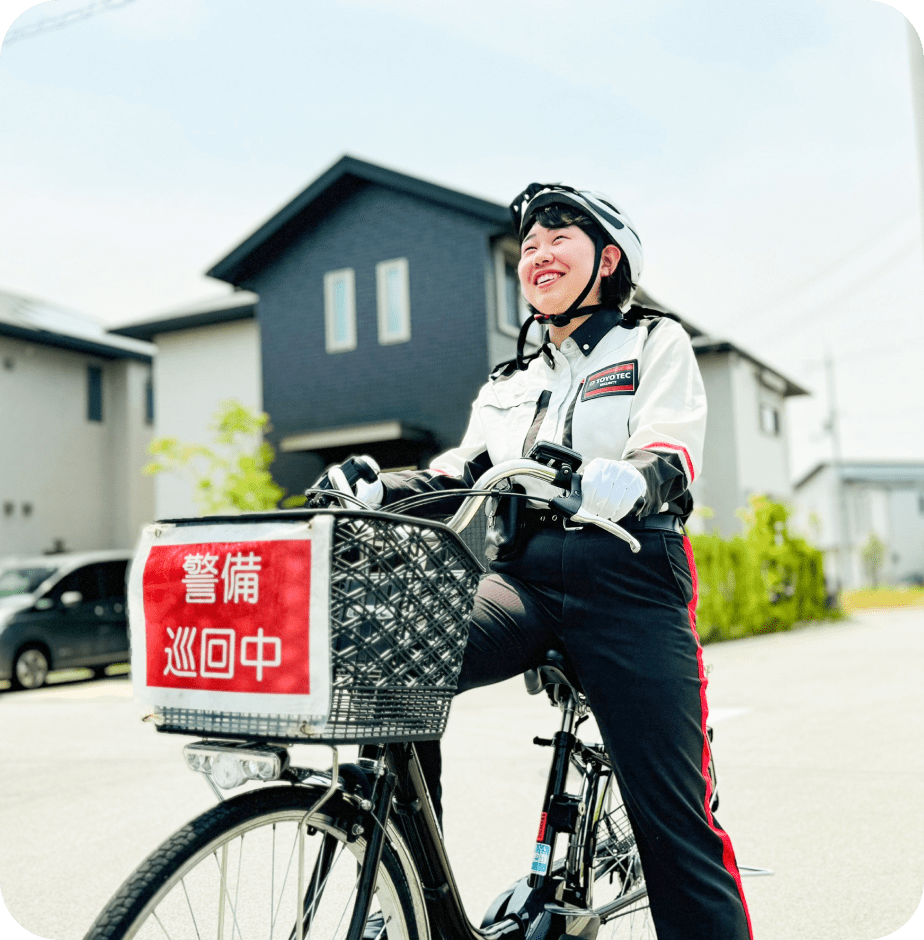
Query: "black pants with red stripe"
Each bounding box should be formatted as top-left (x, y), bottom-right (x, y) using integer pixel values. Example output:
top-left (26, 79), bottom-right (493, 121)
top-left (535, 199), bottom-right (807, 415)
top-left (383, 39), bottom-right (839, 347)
top-left (416, 525), bottom-right (753, 940)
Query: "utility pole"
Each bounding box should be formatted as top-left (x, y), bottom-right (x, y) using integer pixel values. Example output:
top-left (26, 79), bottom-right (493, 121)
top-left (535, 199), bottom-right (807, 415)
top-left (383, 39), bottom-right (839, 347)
top-left (825, 354), bottom-right (852, 592)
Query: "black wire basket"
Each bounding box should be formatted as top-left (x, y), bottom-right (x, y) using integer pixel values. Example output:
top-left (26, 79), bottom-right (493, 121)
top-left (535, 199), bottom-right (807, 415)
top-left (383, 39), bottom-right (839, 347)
top-left (150, 509), bottom-right (483, 744)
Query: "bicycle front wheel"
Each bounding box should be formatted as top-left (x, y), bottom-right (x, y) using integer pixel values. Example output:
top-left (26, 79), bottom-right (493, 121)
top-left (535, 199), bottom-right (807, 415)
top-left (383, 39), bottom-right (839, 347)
top-left (591, 796), bottom-right (653, 940)
top-left (83, 784), bottom-right (427, 940)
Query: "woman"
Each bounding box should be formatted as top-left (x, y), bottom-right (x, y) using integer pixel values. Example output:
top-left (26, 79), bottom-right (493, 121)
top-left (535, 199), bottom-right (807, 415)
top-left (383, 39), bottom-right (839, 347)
top-left (353, 183), bottom-right (753, 940)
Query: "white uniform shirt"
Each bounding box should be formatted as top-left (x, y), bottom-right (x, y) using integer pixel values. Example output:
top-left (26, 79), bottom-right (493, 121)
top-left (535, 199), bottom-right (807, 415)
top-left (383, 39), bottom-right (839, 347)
top-left (380, 308), bottom-right (707, 519)
top-left (431, 311), bottom-right (707, 509)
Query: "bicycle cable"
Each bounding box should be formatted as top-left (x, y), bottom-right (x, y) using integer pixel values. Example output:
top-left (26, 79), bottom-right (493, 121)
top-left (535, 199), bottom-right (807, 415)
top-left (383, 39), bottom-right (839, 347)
top-left (385, 488), bottom-right (540, 517)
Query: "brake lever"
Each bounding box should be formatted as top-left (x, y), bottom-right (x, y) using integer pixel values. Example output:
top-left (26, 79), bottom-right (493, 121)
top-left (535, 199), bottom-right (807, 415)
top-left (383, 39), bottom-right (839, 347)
top-left (549, 472), bottom-right (642, 553)
top-left (569, 509), bottom-right (641, 553)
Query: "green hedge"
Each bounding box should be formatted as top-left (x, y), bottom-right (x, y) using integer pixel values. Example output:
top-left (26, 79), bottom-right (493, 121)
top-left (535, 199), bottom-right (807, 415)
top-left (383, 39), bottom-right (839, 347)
top-left (690, 495), bottom-right (837, 643)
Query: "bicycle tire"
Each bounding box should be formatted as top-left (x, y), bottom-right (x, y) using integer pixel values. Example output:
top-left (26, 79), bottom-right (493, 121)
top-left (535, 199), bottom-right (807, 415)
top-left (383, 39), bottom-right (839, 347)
top-left (591, 796), bottom-right (653, 940)
top-left (82, 784), bottom-right (428, 940)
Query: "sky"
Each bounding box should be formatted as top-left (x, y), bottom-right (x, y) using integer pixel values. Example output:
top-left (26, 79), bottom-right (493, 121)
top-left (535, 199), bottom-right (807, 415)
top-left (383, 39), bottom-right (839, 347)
top-left (1, 0), bottom-right (924, 485)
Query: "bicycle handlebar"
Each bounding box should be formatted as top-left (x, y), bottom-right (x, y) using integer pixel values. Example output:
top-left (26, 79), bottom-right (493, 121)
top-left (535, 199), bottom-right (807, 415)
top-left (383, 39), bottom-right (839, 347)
top-left (320, 455), bottom-right (642, 553)
top-left (447, 459), bottom-right (642, 553)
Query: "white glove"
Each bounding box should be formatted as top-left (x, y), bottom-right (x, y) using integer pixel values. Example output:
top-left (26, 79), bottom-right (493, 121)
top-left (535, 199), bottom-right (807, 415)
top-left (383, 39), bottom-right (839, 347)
top-left (580, 458), bottom-right (646, 523)
top-left (354, 476), bottom-right (384, 509)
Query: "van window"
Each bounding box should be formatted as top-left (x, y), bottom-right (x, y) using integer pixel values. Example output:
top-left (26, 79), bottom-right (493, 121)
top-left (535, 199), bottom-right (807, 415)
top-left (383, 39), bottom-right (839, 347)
top-left (0, 567), bottom-right (55, 598)
top-left (97, 560), bottom-right (129, 599)
top-left (50, 566), bottom-right (104, 604)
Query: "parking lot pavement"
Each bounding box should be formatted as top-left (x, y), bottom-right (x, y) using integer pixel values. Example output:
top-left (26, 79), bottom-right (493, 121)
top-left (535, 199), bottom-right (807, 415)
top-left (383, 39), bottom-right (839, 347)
top-left (0, 609), bottom-right (923, 940)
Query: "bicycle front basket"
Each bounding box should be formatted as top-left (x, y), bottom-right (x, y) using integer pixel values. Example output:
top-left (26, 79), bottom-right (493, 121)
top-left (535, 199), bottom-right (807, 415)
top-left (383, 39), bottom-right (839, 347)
top-left (130, 509), bottom-right (482, 744)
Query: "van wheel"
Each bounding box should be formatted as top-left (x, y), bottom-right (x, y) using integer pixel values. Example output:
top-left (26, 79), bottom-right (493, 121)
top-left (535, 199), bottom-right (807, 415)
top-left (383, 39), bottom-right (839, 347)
top-left (12, 647), bottom-right (49, 690)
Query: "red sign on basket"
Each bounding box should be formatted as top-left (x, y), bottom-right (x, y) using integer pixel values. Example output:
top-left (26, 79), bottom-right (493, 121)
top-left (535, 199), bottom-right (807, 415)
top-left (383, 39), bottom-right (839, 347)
top-left (142, 539), bottom-right (313, 696)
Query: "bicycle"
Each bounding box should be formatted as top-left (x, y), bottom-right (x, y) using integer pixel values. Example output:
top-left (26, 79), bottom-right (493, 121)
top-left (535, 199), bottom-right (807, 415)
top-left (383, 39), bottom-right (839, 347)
top-left (83, 448), bottom-right (731, 940)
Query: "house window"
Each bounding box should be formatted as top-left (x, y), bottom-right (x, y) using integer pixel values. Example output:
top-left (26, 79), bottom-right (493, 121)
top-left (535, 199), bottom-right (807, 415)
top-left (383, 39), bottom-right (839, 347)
top-left (323, 268), bottom-right (357, 353)
top-left (144, 378), bottom-right (154, 425)
top-left (494, 242), bottom-right (529, 338)
top-left (87, 366), bottom-right (103, 422)
top-left (759, 401), bottom-right (779, 436)
top-left (376, 258), bottom-right (411, 344)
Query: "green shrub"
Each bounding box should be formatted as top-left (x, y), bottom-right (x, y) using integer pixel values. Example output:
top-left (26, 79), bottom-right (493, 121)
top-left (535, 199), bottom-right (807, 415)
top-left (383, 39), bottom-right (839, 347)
top-left (690, 495), bottom-right (837, 643)
top-left (144, 400), bottom-right (306, 514)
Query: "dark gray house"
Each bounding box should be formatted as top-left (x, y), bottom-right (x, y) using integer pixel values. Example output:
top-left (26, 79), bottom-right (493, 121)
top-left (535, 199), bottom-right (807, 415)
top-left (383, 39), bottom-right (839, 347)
top-left (206, 156), bottom-right (521, 494)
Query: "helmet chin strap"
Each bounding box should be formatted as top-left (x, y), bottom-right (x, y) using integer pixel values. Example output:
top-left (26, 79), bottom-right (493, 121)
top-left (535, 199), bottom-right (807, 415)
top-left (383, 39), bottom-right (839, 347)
top-left (516, 235), bottom-right (605, 371)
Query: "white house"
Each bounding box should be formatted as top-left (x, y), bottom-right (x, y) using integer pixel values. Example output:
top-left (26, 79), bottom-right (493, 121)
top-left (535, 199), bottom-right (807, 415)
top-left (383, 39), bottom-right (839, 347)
top-left (689, 337), bottom-right (808, 535)
top-left (793, 461), bottom-right (924, 589)
top-left (0, 290), bottom-right (156, 556)
top-left (109, 291), bottom-right (261, 520)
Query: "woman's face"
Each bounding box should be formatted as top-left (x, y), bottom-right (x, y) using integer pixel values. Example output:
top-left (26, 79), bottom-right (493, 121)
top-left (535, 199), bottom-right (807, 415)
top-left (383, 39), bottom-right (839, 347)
top-left (518, 222), bottom-right (603, 316)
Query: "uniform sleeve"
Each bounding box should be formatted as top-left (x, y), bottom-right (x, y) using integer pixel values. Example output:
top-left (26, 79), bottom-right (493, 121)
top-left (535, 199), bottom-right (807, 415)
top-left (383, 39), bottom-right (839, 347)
top-left (378, 391), bottom-right (494, 515)
top-left (622, 319), bottom-right (706, 517)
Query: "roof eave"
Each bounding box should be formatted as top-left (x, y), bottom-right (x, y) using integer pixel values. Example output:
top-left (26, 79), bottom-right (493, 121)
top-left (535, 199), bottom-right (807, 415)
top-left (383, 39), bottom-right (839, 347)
top-left (0, 322), bottom-right (154, 362)
top-left (110, 303), bottom-right (256, 341)
top-left (692, 339), bottom-right (809, 397)
top-left (207, 155), bottom-right (510, 286)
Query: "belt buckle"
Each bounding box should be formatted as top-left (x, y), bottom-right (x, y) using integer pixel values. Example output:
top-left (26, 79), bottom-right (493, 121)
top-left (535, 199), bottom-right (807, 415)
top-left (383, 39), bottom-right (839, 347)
top-left (562, 515), bottom-right (584, 531)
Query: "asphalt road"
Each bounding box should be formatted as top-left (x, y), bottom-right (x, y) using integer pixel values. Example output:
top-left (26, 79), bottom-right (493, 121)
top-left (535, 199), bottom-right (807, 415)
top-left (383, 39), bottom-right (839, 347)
top-left (0, 607), bottom-right (922, 940)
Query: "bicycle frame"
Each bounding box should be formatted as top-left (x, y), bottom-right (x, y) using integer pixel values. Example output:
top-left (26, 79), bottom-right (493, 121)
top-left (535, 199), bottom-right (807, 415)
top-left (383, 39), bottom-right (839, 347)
top-left (309, 679), bottom-right (619, 940)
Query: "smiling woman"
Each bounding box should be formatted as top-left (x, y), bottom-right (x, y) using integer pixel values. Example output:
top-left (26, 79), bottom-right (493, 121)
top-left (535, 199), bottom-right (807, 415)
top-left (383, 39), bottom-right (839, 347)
top-left (327, 181), bottom-right (756, 940)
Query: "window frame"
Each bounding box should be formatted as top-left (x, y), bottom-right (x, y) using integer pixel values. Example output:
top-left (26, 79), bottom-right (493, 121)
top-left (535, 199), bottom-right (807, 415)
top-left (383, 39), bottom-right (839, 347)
top-left (87, 365), bottom-right (103, 422)
top-left (759, 400), bottom-right (780, 437)
top-left (144, 377), bottom-right (154, 425)
top-left (375, 257), bottom-right (411, 345)
top-left (323, 268), bottom-right (358, 353)
top-left (493, 239), bottom-right (529, 339)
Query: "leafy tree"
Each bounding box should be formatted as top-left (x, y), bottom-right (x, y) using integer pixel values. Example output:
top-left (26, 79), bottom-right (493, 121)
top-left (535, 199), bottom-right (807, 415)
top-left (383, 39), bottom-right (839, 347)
top-left (144, 400), bottom-right (305, 514)
top-left (861, 532), bottom-right (886, 587)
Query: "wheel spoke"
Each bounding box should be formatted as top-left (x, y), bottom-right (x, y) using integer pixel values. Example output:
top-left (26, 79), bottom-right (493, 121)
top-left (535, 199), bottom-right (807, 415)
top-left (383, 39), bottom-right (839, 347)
top-left (179, 877), bottom-right (202, 940)
top-left (213, 844), bottom-right (247, 940)
top-left (83, 789), bottom-right (418, 940)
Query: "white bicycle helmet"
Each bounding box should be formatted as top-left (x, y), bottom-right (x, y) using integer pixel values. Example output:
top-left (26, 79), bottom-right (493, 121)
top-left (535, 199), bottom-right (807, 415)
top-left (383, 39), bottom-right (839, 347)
top-left (509, 183), bottom-right (644, 368)
top-left (510, 183), bottom-right (644, 294)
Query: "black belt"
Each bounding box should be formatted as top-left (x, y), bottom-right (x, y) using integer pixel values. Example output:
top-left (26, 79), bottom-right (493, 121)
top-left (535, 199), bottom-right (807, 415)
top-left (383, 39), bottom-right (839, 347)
top-left (523, 507), bottom-right (684, 534)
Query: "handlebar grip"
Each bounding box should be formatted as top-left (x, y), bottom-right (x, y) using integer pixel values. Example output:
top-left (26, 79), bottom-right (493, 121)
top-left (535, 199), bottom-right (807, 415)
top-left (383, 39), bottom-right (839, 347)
top-left (314, 455), bottom-right (380, 492)
top-left (549, 471), bottom-right (583, 517)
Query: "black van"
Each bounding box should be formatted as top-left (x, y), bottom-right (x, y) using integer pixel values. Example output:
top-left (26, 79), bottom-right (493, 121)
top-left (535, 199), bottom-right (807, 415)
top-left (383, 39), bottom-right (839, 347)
top-left (0, 550), bottom-right (132, 690)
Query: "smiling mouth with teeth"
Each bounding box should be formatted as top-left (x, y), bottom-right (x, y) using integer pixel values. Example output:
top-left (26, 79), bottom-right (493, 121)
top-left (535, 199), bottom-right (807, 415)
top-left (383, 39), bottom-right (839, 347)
top-left (536, 273), bottom-right (561, 286)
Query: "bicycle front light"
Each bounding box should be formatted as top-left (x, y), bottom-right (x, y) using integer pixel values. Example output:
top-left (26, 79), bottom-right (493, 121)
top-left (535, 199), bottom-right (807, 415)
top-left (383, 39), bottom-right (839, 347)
top-left (183, 742), bottom-right (290, 790)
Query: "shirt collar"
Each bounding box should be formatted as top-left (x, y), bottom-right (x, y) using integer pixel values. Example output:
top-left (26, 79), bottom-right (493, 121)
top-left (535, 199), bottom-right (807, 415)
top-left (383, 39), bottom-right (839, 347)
top-left (567, 307), bottom-right (625, 356)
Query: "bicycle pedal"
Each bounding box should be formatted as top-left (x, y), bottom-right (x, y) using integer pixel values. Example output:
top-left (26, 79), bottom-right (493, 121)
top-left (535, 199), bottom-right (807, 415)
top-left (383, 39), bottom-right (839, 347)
top-left (544, 903), bottom-right (595, 916)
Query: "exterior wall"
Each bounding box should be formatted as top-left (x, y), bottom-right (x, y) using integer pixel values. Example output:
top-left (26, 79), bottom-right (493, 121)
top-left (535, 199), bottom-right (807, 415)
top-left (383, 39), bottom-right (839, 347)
top-left (730, 358), bottom-right (791, 504)
top-left (690, 351), bottom-right (740, 535)
top-left (151, 318), bottom-right (262, 519)
top-left (793, 466), bottom-right (924, 588)
top-left (0, 335), bottom-right (153, 556)
top-left (107, 359), bottom-right (156, 547)
top-left (691, 350), bottom-right (794, 537)
top-left (240, 183), bottom-right (494, 494)
top-left (887, 487), bottom-right (924, 583)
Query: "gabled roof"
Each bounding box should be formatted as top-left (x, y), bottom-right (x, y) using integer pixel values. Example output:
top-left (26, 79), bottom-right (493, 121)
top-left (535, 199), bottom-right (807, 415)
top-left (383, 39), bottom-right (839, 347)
top-left (109, 291), bottom-right (258, 342)
top-left (691, 337), bottom-right (809, 397)
top-left (631, 288), bottom-right (804, 396)
top-left (0, 289), bottom-right (154, 361)
top-left (207, 155), bottom-right (511, 286)
top-left (795, 460), bottom-right (924, 490)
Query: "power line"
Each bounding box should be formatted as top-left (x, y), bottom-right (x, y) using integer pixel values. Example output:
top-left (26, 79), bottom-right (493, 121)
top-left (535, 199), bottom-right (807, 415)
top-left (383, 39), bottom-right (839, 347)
top-left (756, 237), bottom-right (921, 335)
top-left (3, 0), bottom-right (137, 45)
top-left (747, 209), bottom-right (918, 321)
